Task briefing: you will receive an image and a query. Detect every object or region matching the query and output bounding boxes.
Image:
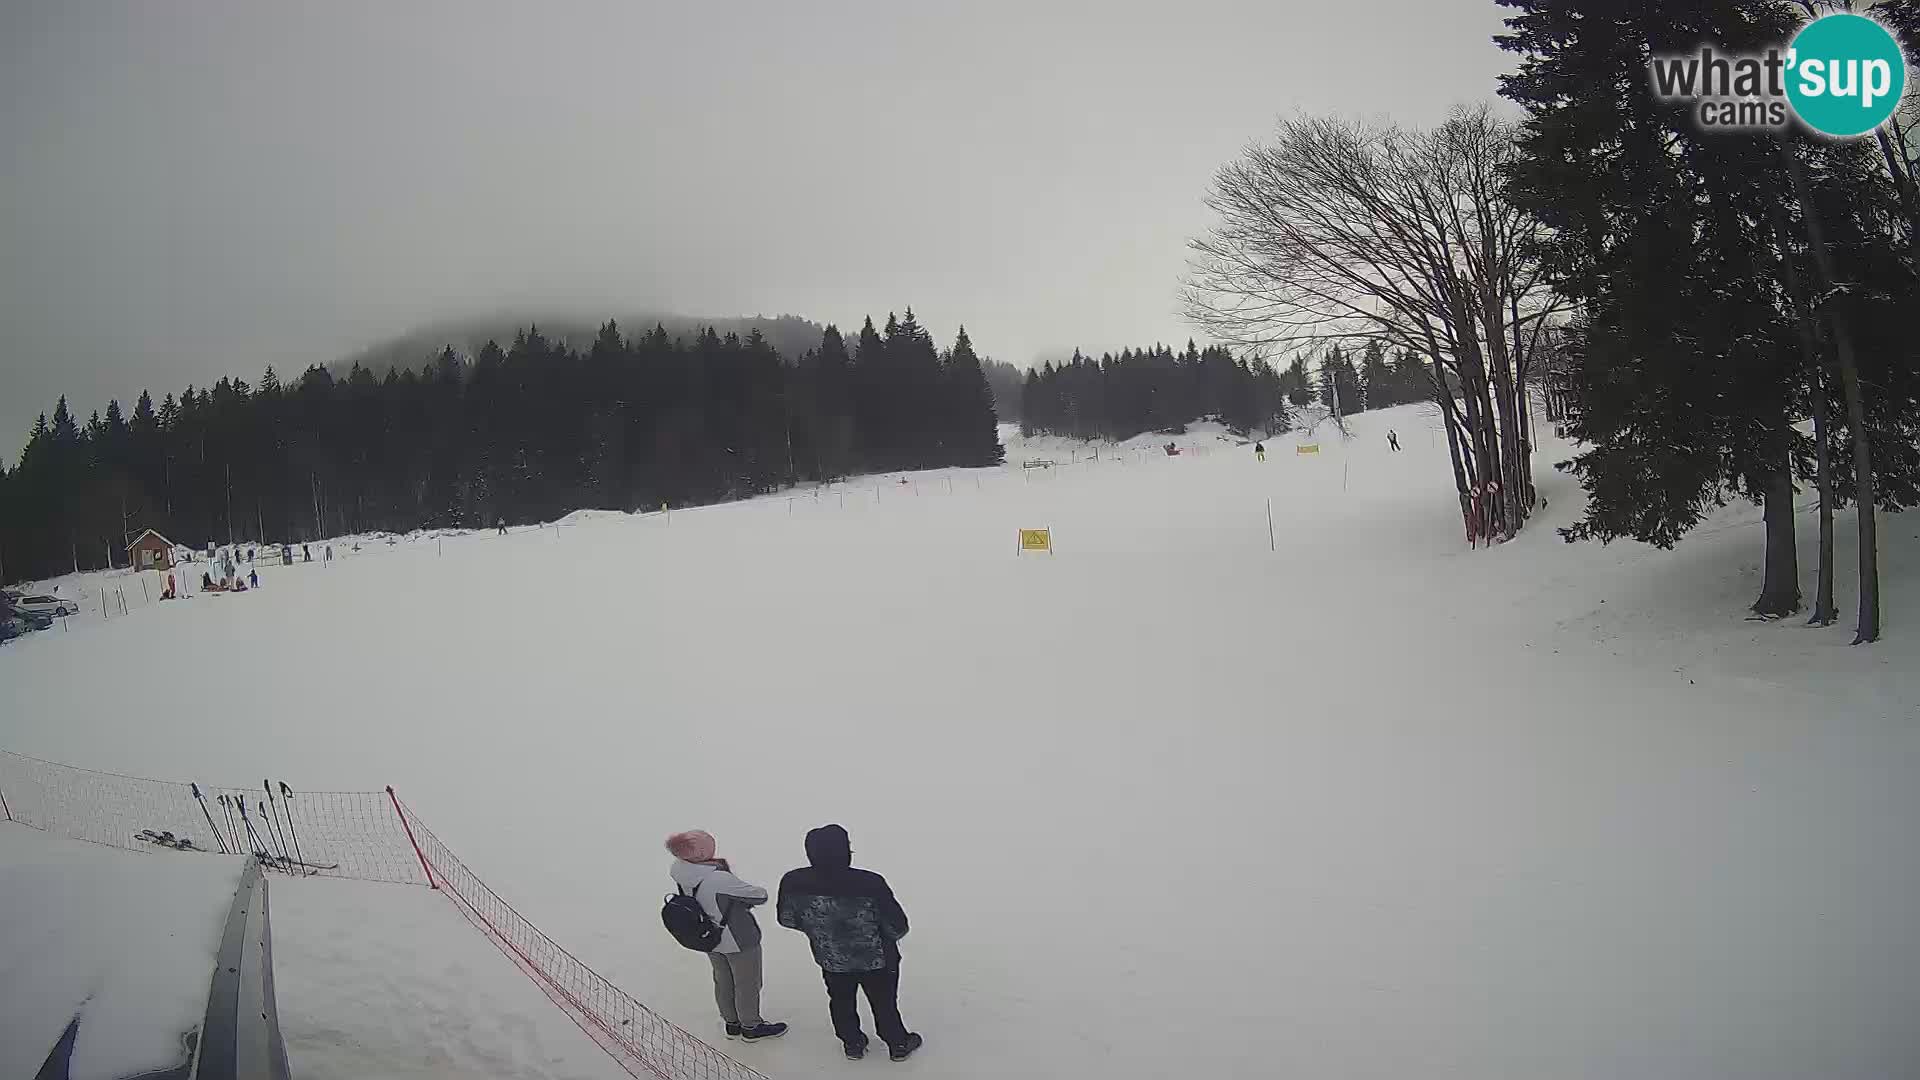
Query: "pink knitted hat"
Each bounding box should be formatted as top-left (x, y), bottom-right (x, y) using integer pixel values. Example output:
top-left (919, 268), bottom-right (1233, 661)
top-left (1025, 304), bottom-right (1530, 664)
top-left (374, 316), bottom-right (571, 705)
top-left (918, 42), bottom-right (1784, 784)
top-left (666, 830), bottom-right (716, 863)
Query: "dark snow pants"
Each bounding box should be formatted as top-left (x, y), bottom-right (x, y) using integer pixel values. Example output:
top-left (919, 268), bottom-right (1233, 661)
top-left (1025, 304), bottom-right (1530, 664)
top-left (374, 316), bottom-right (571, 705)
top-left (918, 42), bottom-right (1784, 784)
top-left (823, 966), bottom-right (908, 1049)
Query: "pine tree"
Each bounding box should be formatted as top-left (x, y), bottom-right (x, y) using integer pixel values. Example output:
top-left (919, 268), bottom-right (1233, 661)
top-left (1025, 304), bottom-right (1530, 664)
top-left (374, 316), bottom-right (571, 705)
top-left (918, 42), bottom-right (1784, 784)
top-left (942, 327), bottom-right (1005, 466)
top-left (1500, 0), bottom-right (1813, 616)
top-left (1358, 340), bottom-right (1395, 410)
top-left (1283, 357), bottom-right (1314, 407)
top-left (852, 316), bottom-right (890, 468)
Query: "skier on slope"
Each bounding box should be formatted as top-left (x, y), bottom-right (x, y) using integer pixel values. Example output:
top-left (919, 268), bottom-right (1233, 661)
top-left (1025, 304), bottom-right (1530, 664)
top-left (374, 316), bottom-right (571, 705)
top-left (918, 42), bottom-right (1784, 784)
top-left (666, 830), bottom-right (789, 1042)
top-left (777, 824), bottom-right (922, 1062)
top-left (1254, 442), bottom-right (1266, 463)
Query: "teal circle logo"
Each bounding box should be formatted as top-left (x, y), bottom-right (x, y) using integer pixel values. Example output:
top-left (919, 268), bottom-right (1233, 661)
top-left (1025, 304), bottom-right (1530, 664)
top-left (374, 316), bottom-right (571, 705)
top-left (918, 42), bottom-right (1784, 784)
top-left (1786, 14), bottom-right (1908, 137)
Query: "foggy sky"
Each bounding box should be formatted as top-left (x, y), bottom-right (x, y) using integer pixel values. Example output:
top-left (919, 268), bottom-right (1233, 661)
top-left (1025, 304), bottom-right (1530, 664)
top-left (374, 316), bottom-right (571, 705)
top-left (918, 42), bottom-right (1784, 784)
top-left (0, 0), bottom-right (1513, 458)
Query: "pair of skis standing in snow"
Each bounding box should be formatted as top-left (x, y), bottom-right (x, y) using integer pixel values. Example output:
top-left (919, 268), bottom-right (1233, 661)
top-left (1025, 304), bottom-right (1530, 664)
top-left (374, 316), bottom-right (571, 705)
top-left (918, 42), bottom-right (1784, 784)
top-left (664, 825), bottom-right (923, 1062)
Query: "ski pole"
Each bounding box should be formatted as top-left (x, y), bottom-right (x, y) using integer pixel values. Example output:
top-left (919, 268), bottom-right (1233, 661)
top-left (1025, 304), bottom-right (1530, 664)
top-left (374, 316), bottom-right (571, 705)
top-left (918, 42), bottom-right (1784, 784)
top-left (236, 795), bottom-right (272, 862)
top-left (219, 794), bottom-right (241, 855)
top-left (278, 781), bottom-right (310, 876)
top-left (191, 783), bottom-right (229, 854)
top-left (264, 780), bottom-right (293, 866)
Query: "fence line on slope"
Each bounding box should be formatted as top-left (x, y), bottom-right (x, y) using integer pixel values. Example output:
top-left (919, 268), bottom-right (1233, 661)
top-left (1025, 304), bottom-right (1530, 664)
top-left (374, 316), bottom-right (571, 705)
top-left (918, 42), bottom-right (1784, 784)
top-left (0, 749), bottom-right (767, 1080)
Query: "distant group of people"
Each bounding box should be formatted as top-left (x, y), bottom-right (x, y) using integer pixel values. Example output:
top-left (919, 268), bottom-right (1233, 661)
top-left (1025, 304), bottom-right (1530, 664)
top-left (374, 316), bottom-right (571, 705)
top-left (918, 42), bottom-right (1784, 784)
top-left (195, 567), bottom-right (258, 593)
top-left (148, 536), bottom-right (359, 603)
top-left (664, 825), bottom-right (923, 1062)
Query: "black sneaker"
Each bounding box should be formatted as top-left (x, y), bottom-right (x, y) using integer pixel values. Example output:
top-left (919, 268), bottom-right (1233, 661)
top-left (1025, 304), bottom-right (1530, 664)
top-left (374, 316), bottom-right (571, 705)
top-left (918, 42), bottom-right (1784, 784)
top-left (845, 1038), bottom-right (869, 1060)
top-left (888, 1033), bottom-right (923, 1061)
top-left (723, 1022), bottom-right (742, 1040)
top-left (740, 1022), bottom-right (789, 1042)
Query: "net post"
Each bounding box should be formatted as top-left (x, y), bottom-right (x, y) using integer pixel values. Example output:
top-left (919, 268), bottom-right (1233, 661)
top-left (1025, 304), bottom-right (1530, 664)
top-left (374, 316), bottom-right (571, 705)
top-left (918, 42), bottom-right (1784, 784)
top-left (387, 785), bottom-right (437, 889)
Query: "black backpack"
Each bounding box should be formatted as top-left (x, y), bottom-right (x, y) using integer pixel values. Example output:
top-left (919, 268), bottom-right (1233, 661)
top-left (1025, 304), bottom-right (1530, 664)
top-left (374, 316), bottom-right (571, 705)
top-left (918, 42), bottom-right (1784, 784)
top-left (662, 877), bottom-right (730, 952)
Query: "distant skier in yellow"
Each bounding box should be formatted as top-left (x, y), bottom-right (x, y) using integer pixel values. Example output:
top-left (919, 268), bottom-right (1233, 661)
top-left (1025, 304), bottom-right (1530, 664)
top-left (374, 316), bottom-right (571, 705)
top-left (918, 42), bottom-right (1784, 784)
top-left (1254, 442), bottom-right (1266, 463)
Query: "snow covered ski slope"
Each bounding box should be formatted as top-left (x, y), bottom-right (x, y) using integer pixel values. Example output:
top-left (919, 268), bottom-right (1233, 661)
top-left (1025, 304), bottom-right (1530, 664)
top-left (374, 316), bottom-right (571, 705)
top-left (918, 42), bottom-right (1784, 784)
top-left (3, 403), bottom-right (1916, 1079)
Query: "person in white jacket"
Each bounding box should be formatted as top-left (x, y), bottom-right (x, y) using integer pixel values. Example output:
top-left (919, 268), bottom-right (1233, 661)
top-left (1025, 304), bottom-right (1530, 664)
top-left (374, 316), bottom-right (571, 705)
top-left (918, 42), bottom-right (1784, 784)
top-left (667, 830), bottom-right (787, 1041)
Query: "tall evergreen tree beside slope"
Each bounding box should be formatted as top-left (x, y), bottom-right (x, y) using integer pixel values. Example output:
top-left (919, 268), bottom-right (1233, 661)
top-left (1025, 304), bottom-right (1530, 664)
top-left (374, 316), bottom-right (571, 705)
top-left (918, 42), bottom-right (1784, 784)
top-left (942, 327), bottom-right (1007, 465)
top-left (1497, 0), bottom-right (1815, 617)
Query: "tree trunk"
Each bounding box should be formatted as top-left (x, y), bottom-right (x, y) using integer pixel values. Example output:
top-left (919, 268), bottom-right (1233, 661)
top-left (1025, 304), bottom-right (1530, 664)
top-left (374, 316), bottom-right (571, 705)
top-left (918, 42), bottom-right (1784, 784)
top-left (1834, 323), bottom-right (1880, 643)
top-left (1783, 143), bottom-right (1878, 643)
top-left (1809, 376), bottom-right (1837, 625)
top-left (1753, 457), bottom-right (1801, 617)
top-left (1874, 128), bottom-right (1920, 241)
top-left (1770, 199), bottom-right (1836, 627)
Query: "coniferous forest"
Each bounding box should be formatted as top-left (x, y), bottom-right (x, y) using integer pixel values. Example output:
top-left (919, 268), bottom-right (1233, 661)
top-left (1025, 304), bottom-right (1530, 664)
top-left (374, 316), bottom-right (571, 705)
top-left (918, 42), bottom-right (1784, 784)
top-left (0, 310), bottom-right (1003, 583)
top-left (1018, 342), bottom-right (1291, 441)
top-left (1018, 339), bottom-right (1435, 443)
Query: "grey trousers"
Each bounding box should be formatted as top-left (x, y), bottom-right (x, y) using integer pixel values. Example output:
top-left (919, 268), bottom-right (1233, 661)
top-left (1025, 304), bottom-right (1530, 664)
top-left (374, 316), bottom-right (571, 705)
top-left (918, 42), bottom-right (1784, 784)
top-left (709, 946), bottom-right (764, 1027)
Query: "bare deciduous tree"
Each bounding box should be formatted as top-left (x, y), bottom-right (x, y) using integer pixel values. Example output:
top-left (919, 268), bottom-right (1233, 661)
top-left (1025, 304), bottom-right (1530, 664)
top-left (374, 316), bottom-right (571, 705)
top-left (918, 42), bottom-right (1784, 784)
top-left (1184, 104), bottom-right (1566, 544)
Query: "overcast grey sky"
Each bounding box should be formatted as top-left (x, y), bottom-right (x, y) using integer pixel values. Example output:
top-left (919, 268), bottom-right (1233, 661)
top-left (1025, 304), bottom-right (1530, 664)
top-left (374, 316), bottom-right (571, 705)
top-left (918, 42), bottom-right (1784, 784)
top-left (0, 0), bottom-right (1514, 455)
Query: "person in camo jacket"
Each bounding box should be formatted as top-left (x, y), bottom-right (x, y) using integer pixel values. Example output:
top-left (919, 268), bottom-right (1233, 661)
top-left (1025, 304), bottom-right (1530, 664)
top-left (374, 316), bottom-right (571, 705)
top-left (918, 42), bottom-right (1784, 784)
top-left (777, 824), bottom-right (922, 1062)
top-left (665, 830), bottom-right (787, 1042)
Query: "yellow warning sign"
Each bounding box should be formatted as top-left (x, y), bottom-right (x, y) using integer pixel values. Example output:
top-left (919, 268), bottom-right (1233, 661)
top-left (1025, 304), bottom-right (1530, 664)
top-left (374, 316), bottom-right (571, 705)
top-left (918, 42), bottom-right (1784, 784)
top-left (1296, 444), bottom-right (1320, 455)
top-left (1018, 528), bottom-right (1053, 554)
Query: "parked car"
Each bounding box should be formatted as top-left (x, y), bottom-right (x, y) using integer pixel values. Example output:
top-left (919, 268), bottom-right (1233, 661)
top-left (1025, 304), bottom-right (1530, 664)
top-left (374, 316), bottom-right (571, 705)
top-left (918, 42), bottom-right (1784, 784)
top-left (13, 593), bottom-right (80, 618)
top-left (2, 608), bottom-right (52, 636)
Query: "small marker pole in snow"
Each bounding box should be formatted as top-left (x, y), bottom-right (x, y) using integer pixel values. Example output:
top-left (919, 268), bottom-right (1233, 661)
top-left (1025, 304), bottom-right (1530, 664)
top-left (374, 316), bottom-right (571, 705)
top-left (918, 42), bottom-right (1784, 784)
top-left (278, 782), bottom-right (309, 874)
top-left (264, 780), bottom-right (293, 865)
top-left (1267, 499), bottom-right (1276, 552)
top-left (192, 783), bottom-right (229, 854)
top-left (388, 786), bottom-right (437, 889)
top-left (0, 781), bottom-right (12, 823)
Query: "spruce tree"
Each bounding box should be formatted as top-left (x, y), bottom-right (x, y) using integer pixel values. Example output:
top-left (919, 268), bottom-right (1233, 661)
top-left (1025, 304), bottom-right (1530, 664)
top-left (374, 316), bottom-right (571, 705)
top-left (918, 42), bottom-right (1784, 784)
top-left (1499, 0), bottom-right (1810, 616)
top-left (942, 327), bottom-right (1006, 466)
top-left (1359, 340), bottom-right (1395, 409)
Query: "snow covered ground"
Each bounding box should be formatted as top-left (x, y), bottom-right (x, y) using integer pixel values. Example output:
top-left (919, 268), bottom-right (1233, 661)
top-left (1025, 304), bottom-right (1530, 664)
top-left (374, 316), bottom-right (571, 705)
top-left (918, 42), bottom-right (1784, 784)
top-left (0, 826), bottom-right (241, 1080)
top-left (3, 403), bottom-right (1917, 1079)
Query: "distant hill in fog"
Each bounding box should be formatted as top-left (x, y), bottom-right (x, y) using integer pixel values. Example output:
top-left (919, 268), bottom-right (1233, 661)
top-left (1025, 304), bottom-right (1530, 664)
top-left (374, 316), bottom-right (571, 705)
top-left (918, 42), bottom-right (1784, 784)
top-left (332, 312), bottom-right (829, 375)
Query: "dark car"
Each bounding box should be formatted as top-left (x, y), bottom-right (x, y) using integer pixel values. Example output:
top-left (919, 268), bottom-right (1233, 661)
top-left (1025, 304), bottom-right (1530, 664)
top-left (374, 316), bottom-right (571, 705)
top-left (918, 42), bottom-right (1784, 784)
top-left (0, 592), bottom-right (54, 641)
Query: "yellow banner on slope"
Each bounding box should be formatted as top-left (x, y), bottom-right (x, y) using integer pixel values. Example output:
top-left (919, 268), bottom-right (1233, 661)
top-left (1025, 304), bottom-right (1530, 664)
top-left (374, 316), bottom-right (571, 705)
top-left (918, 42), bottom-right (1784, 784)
top-left (1018, 528), bottom-right (1053, 554)
top-left (1296, 444), bottom-right (1320, 455)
